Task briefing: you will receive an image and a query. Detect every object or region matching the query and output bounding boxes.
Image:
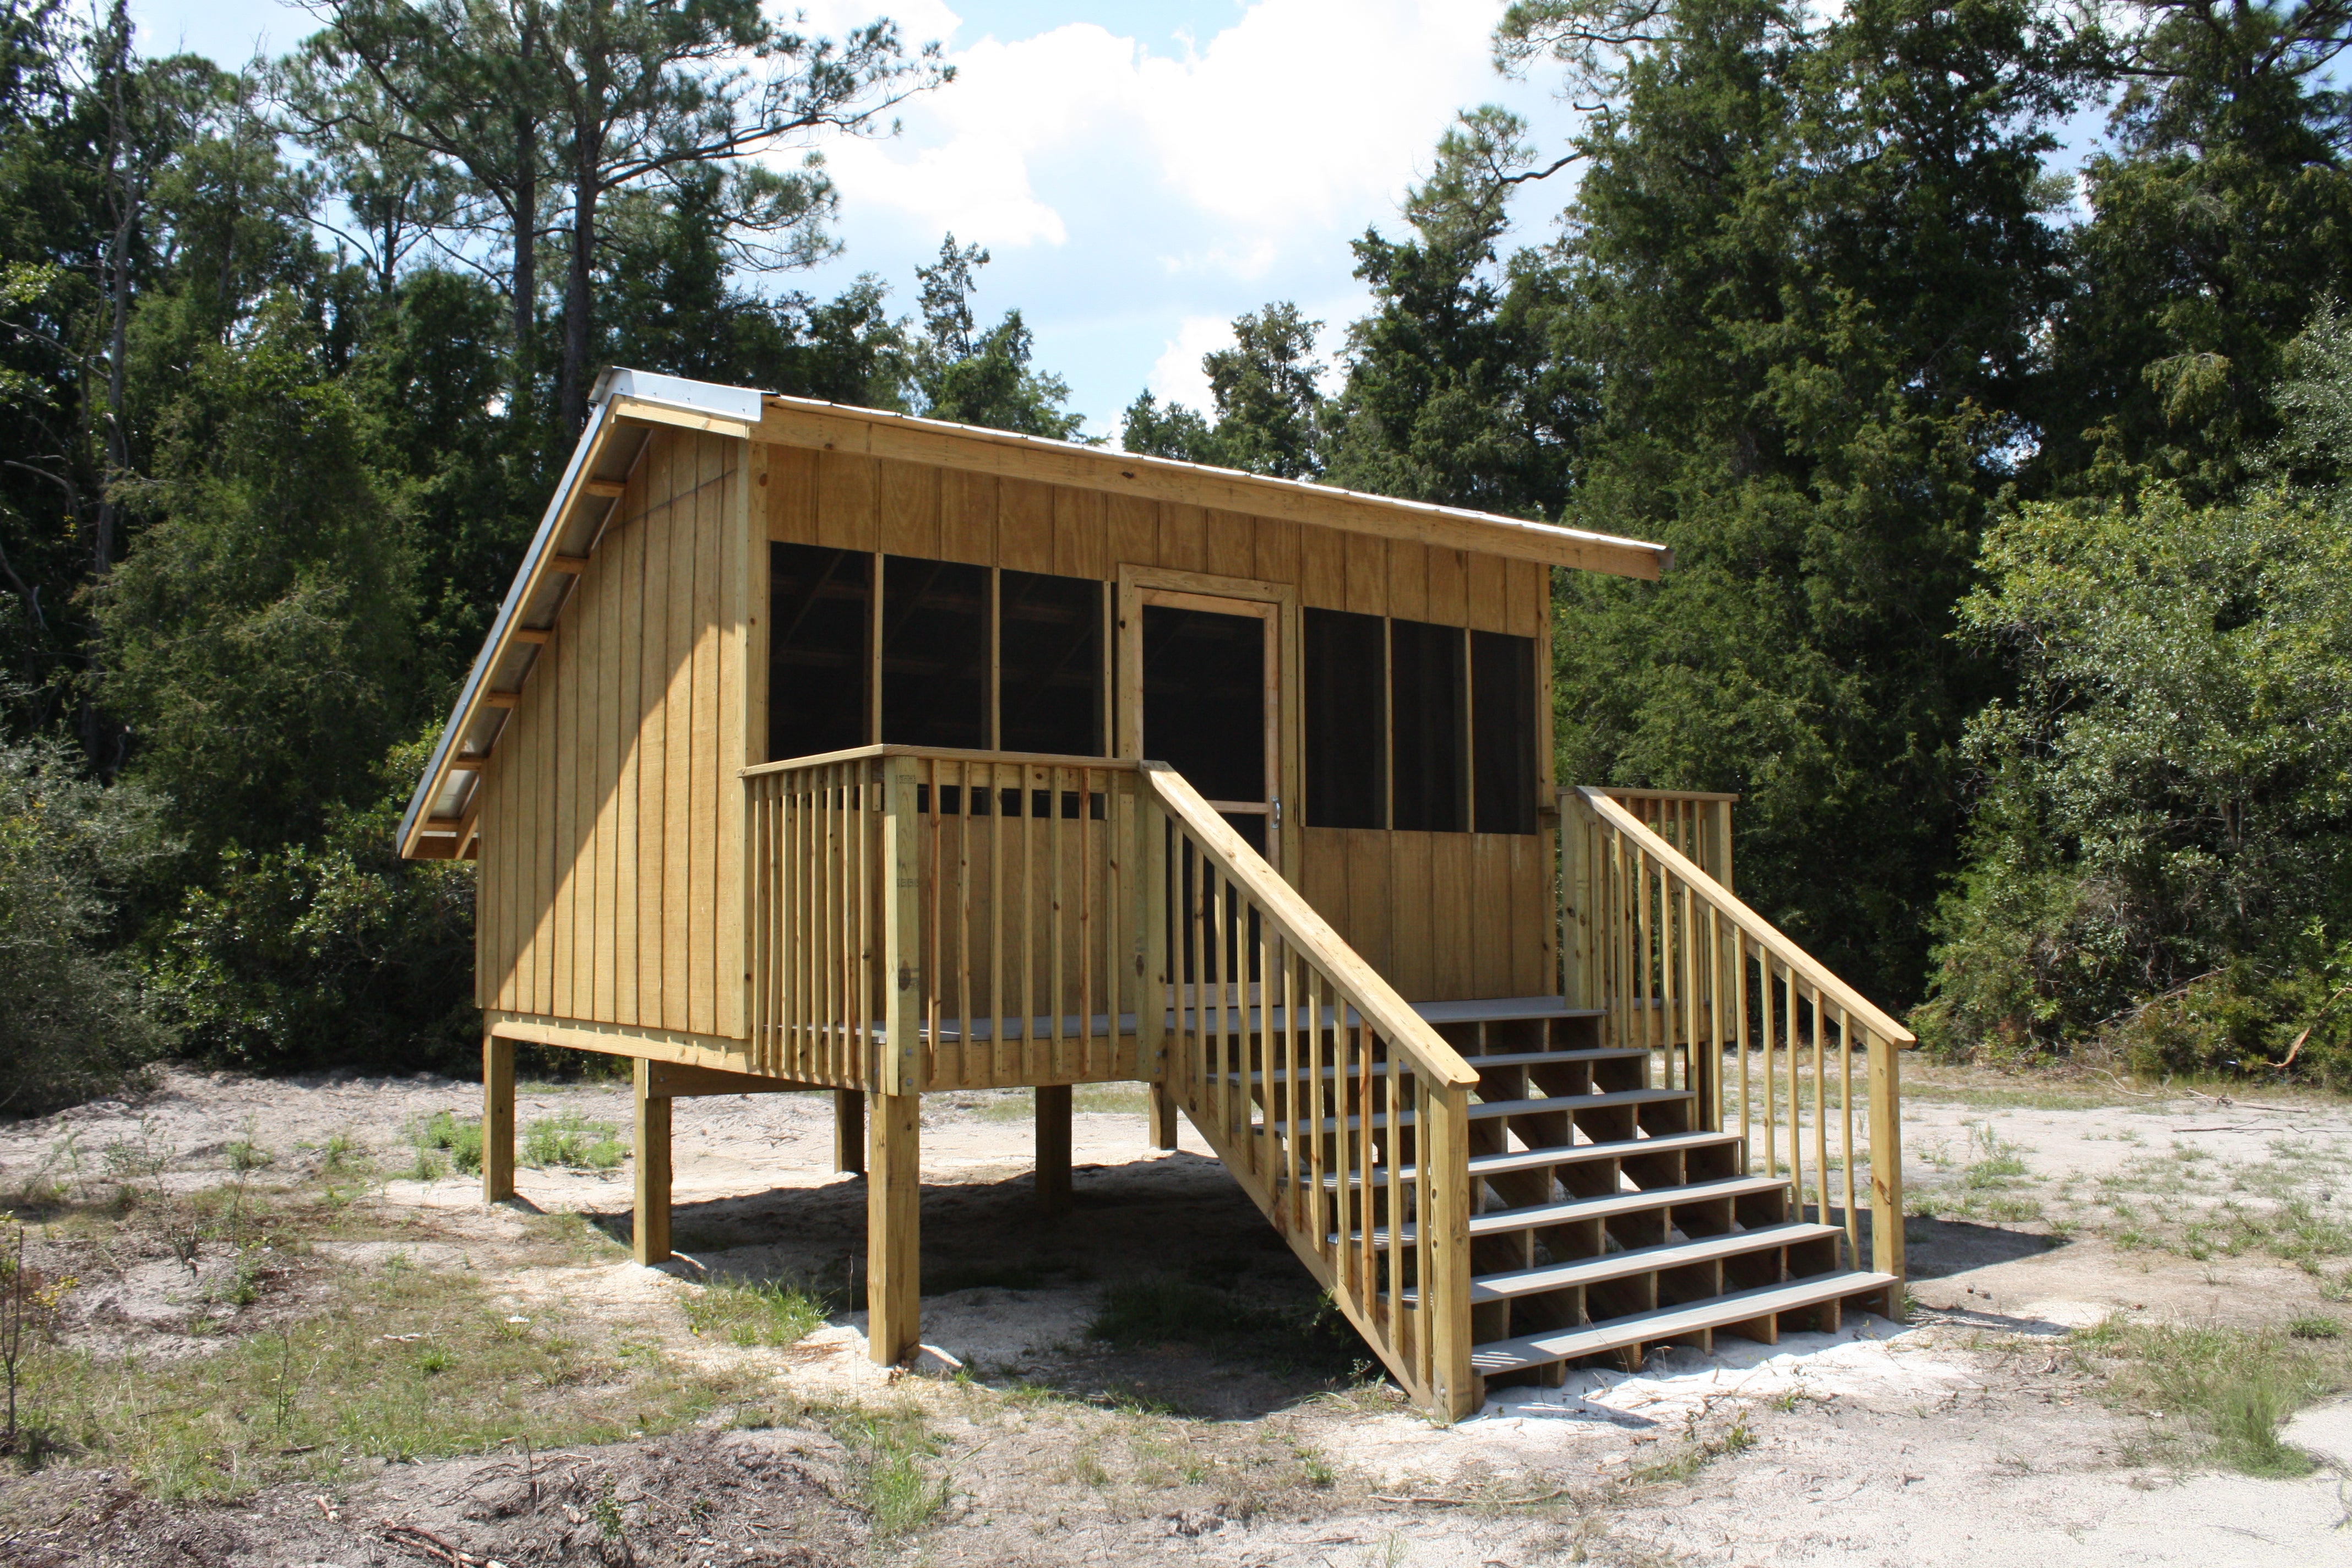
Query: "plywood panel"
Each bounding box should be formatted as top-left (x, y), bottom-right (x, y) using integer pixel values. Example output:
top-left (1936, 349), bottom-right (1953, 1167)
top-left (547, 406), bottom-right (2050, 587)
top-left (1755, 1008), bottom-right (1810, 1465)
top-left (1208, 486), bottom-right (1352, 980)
top-left (612, 513), bottom-right (644, 1027)
top-left (998, 476), bottom-right (1054, 573)
top-left (1427, 547), bottom-right (1468, 627)
top-left (940, 468), bottom-right (996, 564)
top-left (1389, 541), bottom-right (1428, 623)
top-left (1109, 494), bottom-right (1157, 570)
top-left (1054, 486), bottom-right (1109, 580)
top-left (688, 434), bottom-right (725, 1037)
top-left (661, 434), bottom-right (699, 1033)
top-left (1467, 551), bottom-right (1509, 633)
top-left (635, 478), bottom-right (671, 1027)
top-left (1160, 503), bottom-right (1207, 572)
top-left (1385, 832), bottom-right (1432, 998)
top-left (1469, 834), bottom-right (1512, 999)
top-left (549, 581), bottom-right (578, 1022)
top-left (1253, 516), bottom-right (1300, 587)
top-left (766, 443), bottom-right (818, 544)
top-left (569, 527), bottom-right (605, 1022)
top-left (1427, 834), bottom-right (1473, 1000)
top-left (879, 458), bottom-right (939, 559)
top-left (1206, 509), bottom-right (1255, 579)
top-left (815, 449), bottom-right (876, 552)
top-left (1344, 533), bottom-right (1387, 617)
top-left (531, 640), bottom-right (557, 1017)
top-left (1299, 523), bottom-right (1347, 610)
top-left (1506, 558), bottom-right (1543, 639)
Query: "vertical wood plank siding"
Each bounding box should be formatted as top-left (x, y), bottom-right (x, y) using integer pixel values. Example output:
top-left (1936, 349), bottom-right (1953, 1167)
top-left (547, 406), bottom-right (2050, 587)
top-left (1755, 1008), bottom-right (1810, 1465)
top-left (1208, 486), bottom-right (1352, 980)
top-left (473, 427), bottom-right (752, 1031)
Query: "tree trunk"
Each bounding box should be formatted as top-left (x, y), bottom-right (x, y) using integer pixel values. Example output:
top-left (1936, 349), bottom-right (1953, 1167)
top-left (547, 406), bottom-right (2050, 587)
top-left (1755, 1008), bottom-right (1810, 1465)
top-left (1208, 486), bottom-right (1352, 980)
top-left (508, 10), bottom-right (538, 419)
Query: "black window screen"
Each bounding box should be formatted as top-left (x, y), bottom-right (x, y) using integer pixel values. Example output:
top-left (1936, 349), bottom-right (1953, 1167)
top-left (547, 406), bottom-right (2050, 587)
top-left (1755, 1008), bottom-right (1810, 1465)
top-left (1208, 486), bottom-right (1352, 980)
top-left (1304, 608), bottom-right (1386, 829)
top-left (1000, 569), bottom-right (1103, 755)
top-left (881, 555), bottom-right (989, 749)
top-left (1472, 630), bottom-right (1538, 834)
top-left (1389, 618), bottom-right (1465, 832)
top-left (767, 543), bottom-right (869, 761)
top-left (1142, 604), bottom-right (1265, 804)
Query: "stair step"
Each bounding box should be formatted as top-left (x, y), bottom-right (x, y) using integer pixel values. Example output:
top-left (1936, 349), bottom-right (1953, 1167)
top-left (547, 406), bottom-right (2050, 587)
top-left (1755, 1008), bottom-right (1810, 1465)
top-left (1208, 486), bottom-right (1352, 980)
top-left (1304, 1087), bottom-right (1696, 1137)
top-left (1227, 1047), bottom-right (1648, 1088)
top-left (1467, 1223), bottom-right (1844, 1302)
top-left (1458, 1048), bottom-right (1651, 1070)
top-left (1333, 1174), bottom-right (1789, 1248)
top-left (1470, 1175), bottom-right (1788, 1237)
top-left (1473, 1087), bottom-right (1693, 1119)
top-left (1471, 1271), bottom-right (1899, 1375)
top-left (1411, 997), bottom-right (1609, 1025)
top-left (1317, 1130), bottom-right (1742, 1190)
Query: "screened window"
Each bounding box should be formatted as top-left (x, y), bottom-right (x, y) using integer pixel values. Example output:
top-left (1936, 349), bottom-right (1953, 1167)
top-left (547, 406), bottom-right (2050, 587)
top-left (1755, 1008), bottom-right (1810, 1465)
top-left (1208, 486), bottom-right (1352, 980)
top-left (1472, 630), bottom-right (1538, 834)
top-left (1389, 618), bottom-right (1466, 832)
top-left (881, 556), bottom-right (989, 749)
top-left (767, 543), bottom-right (869, 761)
top-left (1000, 569), bottom-right (1103, 755)
top-left (1303, 608), bottom-right (1387, 829)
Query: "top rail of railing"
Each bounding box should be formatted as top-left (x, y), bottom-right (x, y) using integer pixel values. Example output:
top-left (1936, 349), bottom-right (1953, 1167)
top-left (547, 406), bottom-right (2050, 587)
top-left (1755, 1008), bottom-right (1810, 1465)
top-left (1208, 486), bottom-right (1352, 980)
top-left (1569, 786), bottom-right (1915, 1048)
top-left (743, 743), bottom-right (1145, 780)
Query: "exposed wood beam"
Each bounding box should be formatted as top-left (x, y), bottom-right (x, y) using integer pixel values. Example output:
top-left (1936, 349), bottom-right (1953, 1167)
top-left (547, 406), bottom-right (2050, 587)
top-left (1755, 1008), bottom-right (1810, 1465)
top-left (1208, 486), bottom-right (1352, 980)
top-left (512, 628), bottom-right (552, 645)
top-left (584, 477), bottom-right (626, 498)
top-left (485, 691), bottom-right (519, 709)
top-left (548, 554), bottom-right (590, 574)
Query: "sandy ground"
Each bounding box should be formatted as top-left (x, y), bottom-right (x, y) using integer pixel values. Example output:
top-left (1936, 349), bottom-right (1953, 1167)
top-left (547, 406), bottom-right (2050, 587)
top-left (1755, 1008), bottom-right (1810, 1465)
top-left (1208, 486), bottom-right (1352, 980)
top-left (2, 1067), bottom-right (2349, 1566)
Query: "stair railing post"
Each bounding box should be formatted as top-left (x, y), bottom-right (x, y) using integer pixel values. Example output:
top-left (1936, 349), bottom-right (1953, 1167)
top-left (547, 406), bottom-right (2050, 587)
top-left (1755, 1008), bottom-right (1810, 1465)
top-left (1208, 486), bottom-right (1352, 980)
top-left (1559, 791), bottom-right (1592, 1008)
top-left (1422, 1080), bottom-right (1477, 1422)
top-left (1866, 1029), bottom-right (1905, 1306)
top-left (1141, 794), bottom-right (1177, 1146)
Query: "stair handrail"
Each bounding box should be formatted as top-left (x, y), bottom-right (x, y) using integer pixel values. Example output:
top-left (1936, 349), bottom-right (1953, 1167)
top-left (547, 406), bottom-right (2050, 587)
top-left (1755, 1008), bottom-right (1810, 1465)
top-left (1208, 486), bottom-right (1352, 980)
top-left (1571, 787), bottom-right (1914, 1048)
top-left (1140, 763), bottom-right (1480, 1090)
top-left (1140, 760), bottom-right (1483, 1419)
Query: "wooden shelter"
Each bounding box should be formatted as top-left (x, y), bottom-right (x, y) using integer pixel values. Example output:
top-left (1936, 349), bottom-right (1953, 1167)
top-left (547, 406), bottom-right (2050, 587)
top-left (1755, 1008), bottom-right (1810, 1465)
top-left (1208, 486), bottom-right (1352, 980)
top-left (400, 368), bottom-right (1910, 1417)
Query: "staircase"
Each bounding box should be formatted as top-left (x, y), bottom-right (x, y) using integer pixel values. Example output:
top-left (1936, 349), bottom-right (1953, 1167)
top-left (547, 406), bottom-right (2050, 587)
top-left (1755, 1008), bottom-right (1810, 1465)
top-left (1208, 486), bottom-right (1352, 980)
top-left (1409, 998), bottom-right (1894, 1384)
top-left (1143, 766), bottom-right (1912, 1417)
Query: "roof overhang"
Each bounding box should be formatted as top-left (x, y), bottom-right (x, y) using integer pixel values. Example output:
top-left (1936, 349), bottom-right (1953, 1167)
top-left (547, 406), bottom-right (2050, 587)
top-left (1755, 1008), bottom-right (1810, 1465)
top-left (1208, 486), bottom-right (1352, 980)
top-left (398, 369), bottom-right (1670, 861)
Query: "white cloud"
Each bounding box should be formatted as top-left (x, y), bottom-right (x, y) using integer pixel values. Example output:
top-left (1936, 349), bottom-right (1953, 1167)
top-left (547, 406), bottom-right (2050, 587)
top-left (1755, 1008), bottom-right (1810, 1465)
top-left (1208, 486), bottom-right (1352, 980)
top-left (793, 2), bottom-right (1515, 275)
top-left (1146, 314), bottom-right (1237, 413)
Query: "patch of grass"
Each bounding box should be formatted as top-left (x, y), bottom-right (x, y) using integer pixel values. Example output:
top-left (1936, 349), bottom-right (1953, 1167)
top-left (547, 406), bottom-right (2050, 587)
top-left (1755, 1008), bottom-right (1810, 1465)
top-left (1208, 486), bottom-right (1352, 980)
top-left (1626, 1413), bottom-right (1757, 1487)
top-left (826, 1402), bottom-right (946, 1540)
top-left (18, 1260), bottom-right (758, 1499)
top-left (522, 1112), bottom-right (626, 1172)
top-left (2289, 1315), bottom-right (2343, 1340)
top-left (2072, 1318), bottom-right (2349, 1478)
top-left (682, 1278), bottom-right (828, 1348)
top-left (410, 1111), bottom-right (483, 1177)
top-left (317, 1131), bottom-right (369, 1180)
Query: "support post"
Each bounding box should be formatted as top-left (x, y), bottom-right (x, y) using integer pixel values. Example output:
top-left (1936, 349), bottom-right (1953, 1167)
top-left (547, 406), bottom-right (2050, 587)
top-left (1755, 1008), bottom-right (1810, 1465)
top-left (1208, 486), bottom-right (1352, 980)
top-left (1423, 1081), bottom-right (1478, 1422)
top-left (482, 1033), bottom-right (515, 1203)
top-left (632, 1059), bottom-right (672, 1266)
top-left (1866, 1033), bottom-right (1905, 1310)
top-left (834, 1088), bottom-right (866, 1174)
top-left (1148, 1082), bottom-right (1179, 1151)
top-left (1710, 797), bottom-right (1735, 893)
top-left (1035, 1084), bottom-right (1072, 1211)
top-left (867, 1090), bottom-right (921, 1364)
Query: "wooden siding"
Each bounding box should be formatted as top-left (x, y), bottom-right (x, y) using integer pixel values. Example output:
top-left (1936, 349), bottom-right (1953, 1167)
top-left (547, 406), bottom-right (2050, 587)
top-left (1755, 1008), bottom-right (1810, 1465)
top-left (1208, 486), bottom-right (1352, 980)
top-left (476, 427), bottom-right (754, 1037)
top-left (763, 439), bottom-right (1553, 1006)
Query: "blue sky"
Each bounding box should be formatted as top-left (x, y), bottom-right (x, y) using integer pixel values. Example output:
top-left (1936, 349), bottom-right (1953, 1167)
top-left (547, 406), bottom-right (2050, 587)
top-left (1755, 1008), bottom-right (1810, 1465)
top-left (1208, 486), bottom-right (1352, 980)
top-left (128, 0), bottom-right (1588, 438)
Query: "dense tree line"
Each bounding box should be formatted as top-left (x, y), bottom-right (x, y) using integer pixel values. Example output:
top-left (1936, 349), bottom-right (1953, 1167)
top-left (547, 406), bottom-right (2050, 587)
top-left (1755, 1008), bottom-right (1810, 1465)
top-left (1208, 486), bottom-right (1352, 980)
top-left (0, 0), bottom-right (1084, 1103)
top-left (1128, 0), bottom-right (2352, 1084)
top-left (5, 0), bottom-right (2350, 1106)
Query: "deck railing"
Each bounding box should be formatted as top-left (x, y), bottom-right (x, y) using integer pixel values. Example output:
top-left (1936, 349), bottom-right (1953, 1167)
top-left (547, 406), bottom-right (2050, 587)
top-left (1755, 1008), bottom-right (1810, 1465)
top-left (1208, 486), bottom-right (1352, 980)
top-left (1140, 763), bottom-right (1483, 1418)
top-left (1591, 786), bottom-right (1735, 891)
top-left (742, 747), bottom-right (1150, 1093)
top-left (1560, 786), bottom-right (1909, 1286)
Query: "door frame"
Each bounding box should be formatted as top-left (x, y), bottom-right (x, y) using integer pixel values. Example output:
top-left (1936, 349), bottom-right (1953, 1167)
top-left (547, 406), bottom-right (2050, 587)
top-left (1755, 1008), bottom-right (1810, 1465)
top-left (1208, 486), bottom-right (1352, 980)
top-left (1116, 565), bottom-right (1300, 881)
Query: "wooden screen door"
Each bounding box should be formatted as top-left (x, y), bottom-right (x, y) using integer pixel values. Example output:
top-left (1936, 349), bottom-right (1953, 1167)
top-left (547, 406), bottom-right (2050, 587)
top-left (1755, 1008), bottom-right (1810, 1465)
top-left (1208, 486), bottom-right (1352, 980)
top-left (1128, 587), bottom-right (1282, 867)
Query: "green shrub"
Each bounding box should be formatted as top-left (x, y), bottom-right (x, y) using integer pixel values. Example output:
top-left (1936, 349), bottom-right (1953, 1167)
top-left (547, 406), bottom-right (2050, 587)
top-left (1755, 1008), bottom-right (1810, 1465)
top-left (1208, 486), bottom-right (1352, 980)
top-left (0, 725), bottom-right (175, 1113)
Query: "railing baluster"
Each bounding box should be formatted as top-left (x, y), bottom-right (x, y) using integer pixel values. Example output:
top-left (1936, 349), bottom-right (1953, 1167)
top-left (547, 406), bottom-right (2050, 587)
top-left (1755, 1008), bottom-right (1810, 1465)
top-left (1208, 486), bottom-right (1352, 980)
top-left (1839, 1002), bottom-right (1858, 1265)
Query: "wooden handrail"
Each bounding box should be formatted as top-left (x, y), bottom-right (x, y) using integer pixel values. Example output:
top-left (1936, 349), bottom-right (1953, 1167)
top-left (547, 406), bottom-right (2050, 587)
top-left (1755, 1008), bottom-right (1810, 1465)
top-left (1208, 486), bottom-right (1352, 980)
top-left (1141, 763), bottom-right (1479, 1089)
top-left (1569, 787), bottom-right (1915, 1047)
